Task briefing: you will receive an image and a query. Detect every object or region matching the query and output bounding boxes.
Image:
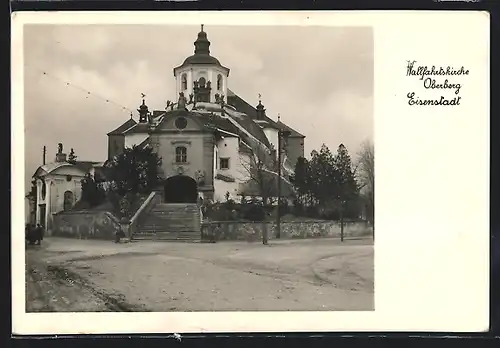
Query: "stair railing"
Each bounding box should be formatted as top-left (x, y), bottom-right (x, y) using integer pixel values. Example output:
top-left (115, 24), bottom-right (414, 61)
top-left (129, 191), bottom-right (161, 240)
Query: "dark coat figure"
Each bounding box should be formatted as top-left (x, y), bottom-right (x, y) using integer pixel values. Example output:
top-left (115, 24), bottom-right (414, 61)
top-left (26, 223), bottom-right (39, 245)
top-left (31, 224), bottom-right (44, 245)
top-left (114, 229), bottom-right (125, 243)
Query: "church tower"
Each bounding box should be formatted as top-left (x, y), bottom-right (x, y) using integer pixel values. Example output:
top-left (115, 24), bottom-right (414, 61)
top-left (173, 25), bottom-right (230, 104)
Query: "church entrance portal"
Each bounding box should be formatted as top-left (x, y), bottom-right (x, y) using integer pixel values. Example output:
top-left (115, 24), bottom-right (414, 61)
top-left (163, 175), bottom-right (198, 203)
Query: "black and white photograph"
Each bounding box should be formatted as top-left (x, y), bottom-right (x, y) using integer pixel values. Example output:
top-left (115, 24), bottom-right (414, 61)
top-left (12, 11), bottom-right (489, 334)
top-left (22, 23), bottom-right (374, 312)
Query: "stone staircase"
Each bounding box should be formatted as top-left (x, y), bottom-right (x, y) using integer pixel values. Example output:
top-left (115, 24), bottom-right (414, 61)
top-left (133, 203), bottom-right (201, 242)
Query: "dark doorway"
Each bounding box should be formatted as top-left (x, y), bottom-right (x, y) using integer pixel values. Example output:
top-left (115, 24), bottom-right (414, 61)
top-left (164, 175), bottom-right (198, 203)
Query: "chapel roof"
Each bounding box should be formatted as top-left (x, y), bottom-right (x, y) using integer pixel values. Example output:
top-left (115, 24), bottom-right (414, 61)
top-left (34, 160), bottom-right (101, 177)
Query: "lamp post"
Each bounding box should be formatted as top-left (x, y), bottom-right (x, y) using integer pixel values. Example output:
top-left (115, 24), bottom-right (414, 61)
top-left (276, 129), bottom-right (291, 239)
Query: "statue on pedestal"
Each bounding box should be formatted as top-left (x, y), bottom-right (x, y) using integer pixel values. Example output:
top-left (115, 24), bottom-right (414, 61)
top-left (195, 170), bottom-right (206, 186)
top-left (177, 92), bottom-right (187, 110)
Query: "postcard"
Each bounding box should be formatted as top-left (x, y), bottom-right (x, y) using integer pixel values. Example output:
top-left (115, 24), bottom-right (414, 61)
top-left (11, 10), bottom-right (490, 334)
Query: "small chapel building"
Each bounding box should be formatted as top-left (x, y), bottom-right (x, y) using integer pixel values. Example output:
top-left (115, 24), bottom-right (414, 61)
top-left (28, 144), bottom-right (106, 230)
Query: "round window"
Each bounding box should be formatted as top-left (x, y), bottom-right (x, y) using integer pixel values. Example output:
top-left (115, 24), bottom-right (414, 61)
top-left (175, 117), bottom-right (188, 130)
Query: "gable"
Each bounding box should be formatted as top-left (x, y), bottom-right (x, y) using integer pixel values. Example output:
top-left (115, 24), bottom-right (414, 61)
top-left (50, 165), bottom-right (88, 177)
top-left (152, 109), bottom-right (208, 133)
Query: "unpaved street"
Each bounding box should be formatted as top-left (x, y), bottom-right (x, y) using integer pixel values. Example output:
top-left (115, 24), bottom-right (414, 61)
top-left (26, 237), bottom-right (373, 312)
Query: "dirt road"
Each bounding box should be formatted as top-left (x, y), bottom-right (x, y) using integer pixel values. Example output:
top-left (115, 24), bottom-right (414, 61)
top-left (25, 237), bottom-right (373, 312)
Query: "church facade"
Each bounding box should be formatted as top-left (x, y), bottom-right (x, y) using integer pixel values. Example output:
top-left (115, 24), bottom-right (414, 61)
top-left (107, 25), bottom-right (305, 204)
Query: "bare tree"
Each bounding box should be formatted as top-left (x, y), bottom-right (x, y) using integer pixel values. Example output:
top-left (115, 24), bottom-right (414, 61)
top-left (238, 143), bottom-right (279, 245)
top-left (356, 140), bottom-right (375, 231)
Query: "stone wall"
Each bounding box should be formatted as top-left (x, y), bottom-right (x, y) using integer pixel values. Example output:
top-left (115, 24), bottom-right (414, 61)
top-left (52, 211), bottom-right (122, 240)
top-left (201, 220), bottom-right (373, 242)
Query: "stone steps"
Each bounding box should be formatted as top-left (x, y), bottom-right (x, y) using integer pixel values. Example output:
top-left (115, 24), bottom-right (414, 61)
top-left (134, 202), bottom-right (201, 242)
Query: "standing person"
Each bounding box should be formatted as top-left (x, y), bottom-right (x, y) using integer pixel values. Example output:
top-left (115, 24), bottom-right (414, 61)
top-left (27, 224), bottom-right (36, 245)
top-left (34, 224), bottom-right (44, 246)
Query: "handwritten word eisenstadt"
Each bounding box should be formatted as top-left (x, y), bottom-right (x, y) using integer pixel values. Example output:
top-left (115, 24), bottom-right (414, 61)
top-left (407, 92), bottom-right (461, 106)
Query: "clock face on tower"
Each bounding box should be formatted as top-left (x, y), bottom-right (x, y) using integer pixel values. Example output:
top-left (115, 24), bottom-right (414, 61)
top-left (175, 117), bottom-right (188, 130)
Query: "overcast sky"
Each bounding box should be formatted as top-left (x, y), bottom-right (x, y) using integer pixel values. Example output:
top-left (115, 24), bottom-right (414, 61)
top-left (23, 24), bottom-right (373, 191)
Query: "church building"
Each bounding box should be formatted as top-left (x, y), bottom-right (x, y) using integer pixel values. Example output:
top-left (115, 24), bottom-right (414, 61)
top-left (29, 25), bottom-right (305, 233)
top-left (107, 25), bottom-right (305, 204)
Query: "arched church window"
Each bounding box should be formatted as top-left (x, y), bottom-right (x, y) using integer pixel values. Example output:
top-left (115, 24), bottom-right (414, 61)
top-left (175, 146), bottom-right (187, 163)
top-left (181, 74), bottom-right (187, 91)
top-left (217, 74), bottom-right (222, 91)
top-left (199, 77), bottom-right (206, 88)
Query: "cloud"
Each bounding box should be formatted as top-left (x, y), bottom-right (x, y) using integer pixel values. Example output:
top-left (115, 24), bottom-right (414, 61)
top-left (22, 24), bottom-right (374, 193)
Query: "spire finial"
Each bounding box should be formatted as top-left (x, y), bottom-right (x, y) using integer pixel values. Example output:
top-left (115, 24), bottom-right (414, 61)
top-left (258, 93), bottom-right (262, 102)
top-left (278, 113), bottom-right (281, 122)
top-left (201, 24), bottom-right (204, 32)
top-left (130, 112), bottom-right (133, 119)
top-left (138, 95), bottom-right (149, 123)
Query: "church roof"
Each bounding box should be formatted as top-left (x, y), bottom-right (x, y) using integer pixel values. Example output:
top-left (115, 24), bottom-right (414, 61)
top-left (152, 110), bottom-right (166, 118)
top-left (194, 113), bottom-right (241, 136)
top-left (276, 120), bottom-right (305, 138)
top-left (107, 118), bottom-right (137, 136)
top-left (137, 137), bottom-right (149, 149)
top-left (182, 54), bottom-right (223, 67)
top-left (226, 90), bottom-right (277, 127)
top-left (173, 26), bottom-right (230, 74)
top-left (238, 141), bottom-right (253, 154)
top-left (222, 106), bottom-right (272, 148)
top-left (122, 122), bottom-right (150, 135)
top-left (226, 89), bottom-right (305, 138)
